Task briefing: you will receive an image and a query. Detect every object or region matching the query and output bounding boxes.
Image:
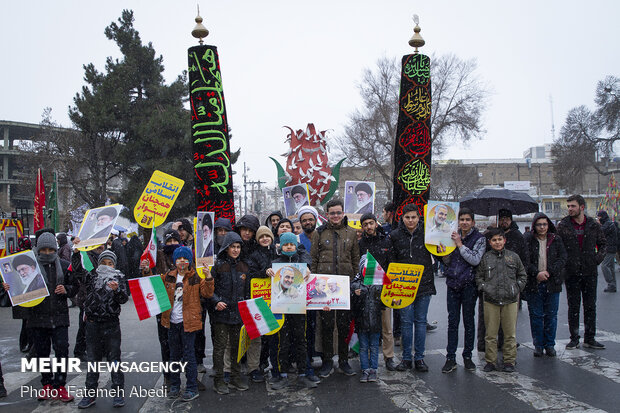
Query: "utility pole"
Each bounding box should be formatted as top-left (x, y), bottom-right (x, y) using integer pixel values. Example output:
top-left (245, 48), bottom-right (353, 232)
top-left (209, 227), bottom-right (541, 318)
top-left (243, 162), bottom-right (248, 215)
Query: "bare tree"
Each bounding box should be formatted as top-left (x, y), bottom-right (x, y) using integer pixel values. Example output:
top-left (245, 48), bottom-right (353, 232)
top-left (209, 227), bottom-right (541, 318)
top-left (335, 54), bottom-right (490, 198)
top-left (430, 161), bottom-right (480, 201)
top-left (551, 75), bottom-right (620, 191)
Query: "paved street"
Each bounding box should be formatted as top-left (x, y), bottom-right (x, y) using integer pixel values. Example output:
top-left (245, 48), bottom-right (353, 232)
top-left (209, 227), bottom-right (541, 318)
top-left (1, 269), bottom-right (620, 413)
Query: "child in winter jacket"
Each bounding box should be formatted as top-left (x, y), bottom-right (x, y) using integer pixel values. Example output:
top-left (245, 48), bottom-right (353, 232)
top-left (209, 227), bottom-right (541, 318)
top-left (78, 250), bottom-right (128, 409)
top-left (160, 246), bottom-right (214, 402)
top-left (475, 228), bottom-right (527, 373)
top-left (351, 255), bottom-right (384, 382)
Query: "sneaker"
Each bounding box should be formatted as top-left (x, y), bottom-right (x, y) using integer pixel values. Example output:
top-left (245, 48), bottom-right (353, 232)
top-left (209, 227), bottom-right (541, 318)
top-left (583, 340), bottom-right (606, 349)
top-left (182, 390), bottom-right (199, 402)
top-left (223, 372), bottom-right (231, 383)
top-left (414, 360), bottom-right (429, 372)
top-left (566, 338), bottom-right (579, 350)
top-left (268, 374), bottom-right (281, 385)
top-left (78, 396), bottom-right (96, 409)
top-left (213, 380), bottom-right (229, 395)
top-left (229, 376), bottom-right (249, 391)
top-left (197, 364), bottom-right (207, 374)
top-left (38, 384), bottom-right (53, 401)
top-left (483, 362), bottom-right (496, 372)
top-left (270, 376), bottom-right (289, 390)
top-left (168, 387), bottom-right (181, 399)
top-left (367, 369), bottom-right (378, 382)
top-left (297, 375), bottom-right (318, 389)
top-left (502, 363), bottom-right (515, 373)
top-left (385, 358), bottom-right (397, 371)
top-left (250, 369), bottom-right (264, 383)
top-left (0, 383), bottom-right (6, 398)
top-left (396, 360), bottom-right (412, 371)
top-left (318, 360), bottom-right (334, 378)
top-left (463, 357), bottom-right (476, 371)
top-left (338, 361), bottom-right (356, 376)
top-left (112, 396), bottom-right (125, 407)
top-left (54, 386), bottom-right (74, 402)
top-left (426, 323), bottom-right (437, 332)
top-left (545, 347), bottom-right (557, 357)
top-left (441, 359), bottom-right (457, 374)
top-left (306, 373), bottom-right (321, 383)
top-left (533, 347), bottom-right (544, 357)
top-left (359, 369), bottom-right (369, 383)
top-left (604, 286), bottom-right (617, 293)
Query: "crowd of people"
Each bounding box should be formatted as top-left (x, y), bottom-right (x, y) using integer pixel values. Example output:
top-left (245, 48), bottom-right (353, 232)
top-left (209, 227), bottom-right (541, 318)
top-left (0, 193), bottom-right (615, 408)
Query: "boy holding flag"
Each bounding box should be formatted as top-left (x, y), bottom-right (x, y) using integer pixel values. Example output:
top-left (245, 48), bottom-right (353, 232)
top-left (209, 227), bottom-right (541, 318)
top-left (160, 246), bottom-right (214, 401)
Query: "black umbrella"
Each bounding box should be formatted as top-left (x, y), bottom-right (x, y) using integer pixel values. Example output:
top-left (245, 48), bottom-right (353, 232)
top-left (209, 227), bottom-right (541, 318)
top-left (459, 188), bottom-right (539, 216)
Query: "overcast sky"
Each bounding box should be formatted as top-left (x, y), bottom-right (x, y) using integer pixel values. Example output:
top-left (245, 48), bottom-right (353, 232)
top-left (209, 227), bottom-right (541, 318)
top-left (2, 0), bottom-right (618, 188)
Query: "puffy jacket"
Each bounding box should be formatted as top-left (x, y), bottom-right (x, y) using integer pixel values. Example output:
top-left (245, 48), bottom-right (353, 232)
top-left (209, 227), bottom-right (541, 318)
top-left (389, 220), bottom-right (436, 297)
top-left (247, 244), bottom-right (278, 280)
top-left (504, 221), bottom-right (529, 268)
top-left (310, 216), bottom-right (360, 278)
top-left (209, 232), bottom-right (250, 325)
top-left (359, 225), bottom-right (391, 270)
top-left (272, 248), bottom-right (312, 267)
top-left (476, 249), bottom-right (527, 305)
top-left (523, 212), bottom-right (567, 295)
top-left (160, 267), bottom-right (214, 332)
top-left (351, 273), bottom-right (384, 334)
top-left (28, 258), bottom-right (77, 329)
top-left (443, 228), bottom-right (486, 290)
top-left (597, 211), bottom-right (617, 254)
top-left (83, 267), bottom-right (129, 322)
top-left (556, 215), bottom-right (606, 279)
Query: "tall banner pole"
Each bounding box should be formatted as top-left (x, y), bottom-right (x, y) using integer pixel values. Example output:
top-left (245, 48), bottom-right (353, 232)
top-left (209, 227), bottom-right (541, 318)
top-left (392, 16), bottom-right (432, 222)
top-left (188, 11), bottom-right (236, 223)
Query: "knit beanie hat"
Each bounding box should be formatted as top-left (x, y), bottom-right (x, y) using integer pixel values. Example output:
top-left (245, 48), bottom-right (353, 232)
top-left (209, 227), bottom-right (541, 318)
top-left (164, 229), bottom-right (181, 244)
top-left (178, 218), bottom-right (193, 235)
top-left (279, 232), bottom-right (298, 248)
top-left (173, 246), bottom-right (193, 263)
top-left (98, 250), bottom-right (117, 266)
top-left (37, 232), bottom-right (58, 251)
top-left (256, 226), bottom-right (274, 242)
top-left (498, 209), bottom-right (513, 219)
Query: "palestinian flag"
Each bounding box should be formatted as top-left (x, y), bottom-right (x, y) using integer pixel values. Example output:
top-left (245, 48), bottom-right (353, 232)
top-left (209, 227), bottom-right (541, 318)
top-left (238, 298), bottom-right (280, 340)
top-left (141, 223), bottom-right (157, 268)
top-left (363, 252), bottom-right (390, 286)
top-left (128, 275), bottom-right (171, 321)
top-left (346, 320), bottom-right (360, 353)
top-left (68, 250), bottom-right (94, 272)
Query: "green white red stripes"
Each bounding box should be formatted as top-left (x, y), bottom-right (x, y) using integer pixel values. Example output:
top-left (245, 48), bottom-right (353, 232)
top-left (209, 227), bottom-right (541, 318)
top-left (141, 223), bottom-right (157, 268)
top-left (238, 298), bottom-right (280, 339)
top-left (80, 251), bottom-right (94, 272)
top-left (363, 252), bottom-right (390, 286)
top-left (128, 275), bottom-right (171, 321)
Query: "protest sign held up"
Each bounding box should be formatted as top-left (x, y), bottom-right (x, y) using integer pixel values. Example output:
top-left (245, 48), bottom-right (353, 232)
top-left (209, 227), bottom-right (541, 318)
top-left (380, 263), bottom-right (423, 309)
top-left (134, 170), bottom-right (185, 228)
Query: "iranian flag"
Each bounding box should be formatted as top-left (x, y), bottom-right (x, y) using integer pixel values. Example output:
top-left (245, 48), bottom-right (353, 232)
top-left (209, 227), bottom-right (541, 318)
top-left (238, 298), bottom-right (280, 340)
top-left (128, 275), bottom-right (171, 321)
top-left (363, 252), bottom-right (391, 286)
top-left (346, 320), bottom-right (360, 353)
top-left (140, 224), bottom-right (157, 268)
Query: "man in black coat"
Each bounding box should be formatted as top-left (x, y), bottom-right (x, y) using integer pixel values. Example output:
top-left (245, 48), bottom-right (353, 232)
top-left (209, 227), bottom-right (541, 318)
top-left (596, 210), bottom-right (617, 293)
top-left (557, 194), bottom-right (607, 350)
top-left (358, 213), bottom-right (397, 371)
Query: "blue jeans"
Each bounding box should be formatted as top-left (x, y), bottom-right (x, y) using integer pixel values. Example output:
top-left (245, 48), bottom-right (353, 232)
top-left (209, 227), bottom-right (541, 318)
top-left (446, 283), bottom-right (478, 360)
top-left (400, 294), bottom-right (431, 361)
top-left (168, 322), bottom-right (197, 392)
top-left (358, 332), bottom-right (380, 370)
top-left (527, 283), bottom-right (560, 348)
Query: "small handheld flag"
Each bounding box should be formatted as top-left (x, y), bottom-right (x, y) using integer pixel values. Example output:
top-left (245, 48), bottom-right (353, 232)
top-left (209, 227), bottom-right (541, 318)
top-left (141, 223), bottom-right (157, 269)
top-left (238, 298), bottom-right (280, 340)
top-left (128, 275), bottom-right (171, 320)
top-left (363, 252), bottom-right (391, 286)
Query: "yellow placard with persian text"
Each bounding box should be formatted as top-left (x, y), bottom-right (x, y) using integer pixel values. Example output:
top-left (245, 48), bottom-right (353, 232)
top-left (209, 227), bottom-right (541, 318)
top-left (380, 263), bottom-right (423, 309)
top-left (237, 325), bottom-right (251, 363)
top-left (134, 170), bottom-right (184, 228)
top-left (251, 278), bottom-right (284, 335)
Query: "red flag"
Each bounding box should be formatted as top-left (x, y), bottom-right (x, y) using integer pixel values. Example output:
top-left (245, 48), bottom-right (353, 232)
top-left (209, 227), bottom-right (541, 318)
top-left (34, 169), bottom-right (46, 232)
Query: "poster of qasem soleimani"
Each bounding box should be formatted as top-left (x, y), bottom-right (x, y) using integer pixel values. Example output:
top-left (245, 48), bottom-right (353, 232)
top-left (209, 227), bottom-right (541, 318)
top-left (344, 181), bottom-right (375, 220)
top-left (195, 211), bottom-right (215, 268)
top-left (282, 184), bottom-right (310, 218)
top-left (271, 263), bottom-right (307, 314)
top-left (0, 250), bottom-right (49, 306)
top-left (424, 200), bottom-right (458, 247)
top-left (75, 204), bottom-right (123, 249)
